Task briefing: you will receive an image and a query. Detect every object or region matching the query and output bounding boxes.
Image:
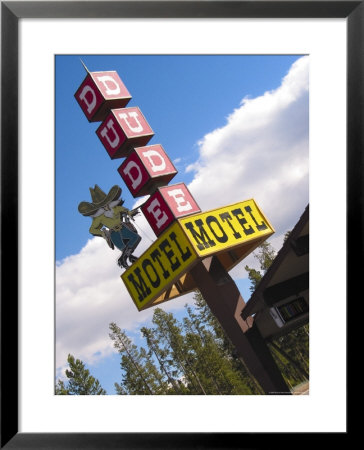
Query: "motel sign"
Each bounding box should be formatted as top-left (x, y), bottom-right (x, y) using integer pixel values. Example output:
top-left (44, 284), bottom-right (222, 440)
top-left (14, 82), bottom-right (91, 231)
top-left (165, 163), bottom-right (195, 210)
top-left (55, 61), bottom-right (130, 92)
top-left (123, 199), bottom-right (273, 310)
top-left (75, 68), bottom-right (274, 310)
top-left (75, 65), bottom-right (291, 394)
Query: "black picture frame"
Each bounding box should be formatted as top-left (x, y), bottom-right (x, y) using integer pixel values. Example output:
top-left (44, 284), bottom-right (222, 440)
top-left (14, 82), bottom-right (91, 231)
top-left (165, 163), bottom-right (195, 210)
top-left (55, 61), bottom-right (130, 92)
top-left (1, 1), bottom-right (356, 448)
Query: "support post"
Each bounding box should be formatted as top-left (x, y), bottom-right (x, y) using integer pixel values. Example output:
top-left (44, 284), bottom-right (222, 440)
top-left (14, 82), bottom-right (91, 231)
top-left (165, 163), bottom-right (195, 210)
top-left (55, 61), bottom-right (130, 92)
top-left (190, 256), bottom-right (291, 394)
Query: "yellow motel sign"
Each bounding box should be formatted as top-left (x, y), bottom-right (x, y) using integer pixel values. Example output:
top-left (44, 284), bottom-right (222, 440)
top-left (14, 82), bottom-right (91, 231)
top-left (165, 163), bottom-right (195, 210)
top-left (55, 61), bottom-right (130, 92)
top-left (122, 221), bottom-right (199, 310)
top-left (179, 199), bottom-right (274, 260)
top-left (122, 199), bottom-right (274, 310)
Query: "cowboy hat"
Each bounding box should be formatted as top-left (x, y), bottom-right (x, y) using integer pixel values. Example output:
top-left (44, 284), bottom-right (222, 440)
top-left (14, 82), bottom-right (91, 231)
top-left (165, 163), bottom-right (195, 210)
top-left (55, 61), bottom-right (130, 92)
top-left (78, 185), bottom-right (123, 216)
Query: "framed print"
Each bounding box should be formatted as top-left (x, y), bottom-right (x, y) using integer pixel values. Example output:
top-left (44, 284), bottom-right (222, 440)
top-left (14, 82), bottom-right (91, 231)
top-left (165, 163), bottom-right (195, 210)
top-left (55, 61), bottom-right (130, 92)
top-left (1, 0), bottom-right (357, 447)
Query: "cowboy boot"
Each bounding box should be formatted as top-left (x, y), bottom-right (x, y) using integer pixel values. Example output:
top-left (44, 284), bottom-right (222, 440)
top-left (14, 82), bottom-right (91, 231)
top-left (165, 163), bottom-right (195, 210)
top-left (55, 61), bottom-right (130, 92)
top-left (129, 254), bottom-right (138, 264)
top-left (117, 252), bottom-right (129, 268)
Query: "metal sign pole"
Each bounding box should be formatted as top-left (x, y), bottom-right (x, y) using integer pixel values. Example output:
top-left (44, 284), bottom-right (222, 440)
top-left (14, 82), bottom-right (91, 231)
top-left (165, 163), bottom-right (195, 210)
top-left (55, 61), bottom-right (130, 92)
top-left (190, 256), bottom-right (291, 395)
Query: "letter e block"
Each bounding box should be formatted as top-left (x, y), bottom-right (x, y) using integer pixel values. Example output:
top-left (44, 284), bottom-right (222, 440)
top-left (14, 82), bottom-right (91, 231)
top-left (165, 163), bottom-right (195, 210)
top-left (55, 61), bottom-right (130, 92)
top-left (74, 71), bottom-right (131, 122)
top-left (118, 144), bottom-right (178, 197)
top-left (96, 107), bottom-right (154, 159)
top-left (141, 183), bottom-right (200, 236)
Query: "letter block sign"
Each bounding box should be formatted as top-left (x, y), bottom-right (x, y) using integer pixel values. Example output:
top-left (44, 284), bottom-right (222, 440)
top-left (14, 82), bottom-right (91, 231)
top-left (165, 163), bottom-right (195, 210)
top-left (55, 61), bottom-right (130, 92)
top-left (118, 144), bottom-right (178, 197)
top-left (141, 183), bottom-right (201, 236)
top-left (96, 107), bottom-right (154, 159)
top-left (74, 71), bottom-right (132, 122)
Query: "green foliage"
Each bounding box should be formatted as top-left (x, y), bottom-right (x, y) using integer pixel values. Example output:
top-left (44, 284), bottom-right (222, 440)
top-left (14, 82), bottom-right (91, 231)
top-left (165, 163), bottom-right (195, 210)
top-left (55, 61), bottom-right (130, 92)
top-left (245, 241), bottom-right (276, 292)
top-left (192, 292), bottom-right (262, 394)
top-left (182, 304), bottom-right (253, 394)
top-left (140, 326), bottom-right (187, 394)
top-left (109, 322), bottom-right (166, 394)
top-left (244, 267), bottom-right (263, 293)
top-left (244, 237), bottom-right (309, 389)
top-left (254, 241), bottom-right (277, 273)
top-left (55, 354), bottom-right (106, 395)
top-left (268, 324), bottom-right (309, 387)
top-left (283, 230), bottom-right (291, 243)
top-left (57, 235), bottom-right (308, 395)
top-left (55, 379), bottom-right (69, 395)
top-left (110, 295), bottom-right (261, 395)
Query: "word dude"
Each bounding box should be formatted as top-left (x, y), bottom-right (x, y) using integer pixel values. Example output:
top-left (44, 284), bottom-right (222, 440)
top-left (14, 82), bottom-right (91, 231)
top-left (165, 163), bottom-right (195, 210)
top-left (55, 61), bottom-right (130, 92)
top-left (75, 66), bottom-right (200, 238)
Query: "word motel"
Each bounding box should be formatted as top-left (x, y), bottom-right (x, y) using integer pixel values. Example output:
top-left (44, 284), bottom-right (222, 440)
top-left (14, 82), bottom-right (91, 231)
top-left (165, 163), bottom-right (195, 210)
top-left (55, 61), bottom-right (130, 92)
top-left (123, 199), bottom-right (274, 310)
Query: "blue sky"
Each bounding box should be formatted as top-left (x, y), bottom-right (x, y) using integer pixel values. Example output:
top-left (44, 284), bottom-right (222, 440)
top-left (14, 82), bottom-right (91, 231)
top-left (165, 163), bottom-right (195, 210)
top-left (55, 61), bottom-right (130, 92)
top-left (55, 54), bottom-right (309, 394)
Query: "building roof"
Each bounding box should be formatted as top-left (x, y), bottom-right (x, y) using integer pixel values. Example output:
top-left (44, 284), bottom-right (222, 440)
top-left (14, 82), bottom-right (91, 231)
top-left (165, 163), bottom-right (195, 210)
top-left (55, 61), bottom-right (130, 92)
top-left (241, 205), bottom-right (309, 322)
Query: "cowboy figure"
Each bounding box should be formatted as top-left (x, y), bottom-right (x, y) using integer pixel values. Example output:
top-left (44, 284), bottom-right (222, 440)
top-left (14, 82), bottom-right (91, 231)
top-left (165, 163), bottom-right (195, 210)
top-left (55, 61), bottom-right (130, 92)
top-left (78, 185), bottom-right (141, 268)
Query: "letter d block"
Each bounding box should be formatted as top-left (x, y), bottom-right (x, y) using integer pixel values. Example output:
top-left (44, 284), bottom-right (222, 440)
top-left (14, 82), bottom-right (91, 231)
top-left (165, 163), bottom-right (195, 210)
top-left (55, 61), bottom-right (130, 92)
top-left (141, 183), bottom-right (200, 236)
top-left (118, 144), bottom-right (178, 197)
top-left (74, 71), bottom-right (131, 122)
top-left (96, 107), bottom-right (154, 159)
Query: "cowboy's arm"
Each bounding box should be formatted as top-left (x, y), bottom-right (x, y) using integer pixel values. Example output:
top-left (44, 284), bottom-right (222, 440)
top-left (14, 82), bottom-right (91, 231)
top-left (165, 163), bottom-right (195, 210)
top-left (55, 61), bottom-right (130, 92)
top-left (119, 205), bottom-right (140, 218)
top-left (115, 205), bottom-right (139, 219)
top-left (129, 207), bottom-right (140, 217)
top-left (89, 216), bottom-right (104, 237)
top-left (89, 217), bottom-right (114, 249)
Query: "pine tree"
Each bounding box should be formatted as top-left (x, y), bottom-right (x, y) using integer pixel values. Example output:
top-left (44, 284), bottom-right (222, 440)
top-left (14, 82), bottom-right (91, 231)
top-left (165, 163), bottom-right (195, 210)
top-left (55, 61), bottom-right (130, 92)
top-left (183, 305), bottom-right (253, 394)
top-left (141, 326), bottom-right (185, 394)
top-left (140, 346), bottom-right (169, 394)
top-left (55, 379), bottom-right (69, 395)
top-left (114, 382), bottom-right (128, 395)
top-left (244, 238), bottom-right (309, 388)
top-left (108, 298), bottom-right (265, 395)
top-left (191, 292), bottom-right (262, 394)
top-left (151, 308), bottom-right (207, 394)
top-left (244, 241), bottom-right (276, 292)
top-left (269, 326), bottom-right (309, 382)
top-left (109, 322), bottom-right (165, 395)
top-left (55, 354), bottom-right (106, 395)
top-left (182, 313), bottom-right (218, 394)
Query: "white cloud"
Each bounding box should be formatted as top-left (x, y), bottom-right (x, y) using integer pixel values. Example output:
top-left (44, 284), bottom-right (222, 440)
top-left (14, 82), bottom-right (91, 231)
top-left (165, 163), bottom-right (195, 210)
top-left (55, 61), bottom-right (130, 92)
top-left (56, 56), bottom-right (309, 374)
top-left (187, 55), bottom-right (309, 238)
top-left (56, 212), bottom-right (195, 374)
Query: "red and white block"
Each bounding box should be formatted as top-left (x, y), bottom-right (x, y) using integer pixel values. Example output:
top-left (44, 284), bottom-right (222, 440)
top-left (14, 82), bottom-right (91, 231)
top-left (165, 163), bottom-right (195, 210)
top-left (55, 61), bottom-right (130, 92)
top-left (118, 144), bottom-right (178, 197)
top-left (96, 107), bottom-right (154, 159)
top-left (74, 71), bottom-right (131, 122)
top-left (141, 183), bottom-right (201, 236)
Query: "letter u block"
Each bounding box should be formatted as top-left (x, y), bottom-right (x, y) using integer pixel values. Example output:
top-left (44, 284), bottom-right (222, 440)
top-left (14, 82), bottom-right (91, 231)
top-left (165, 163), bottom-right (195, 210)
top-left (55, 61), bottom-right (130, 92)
top-left (141, 183), bottom-right (200, 236)
top-left (74, 71), bottom-right (132, 122)
top-left (96, 107), bottom-right (154, 159)
top-left (118, 144), bottom-right (178, 197)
